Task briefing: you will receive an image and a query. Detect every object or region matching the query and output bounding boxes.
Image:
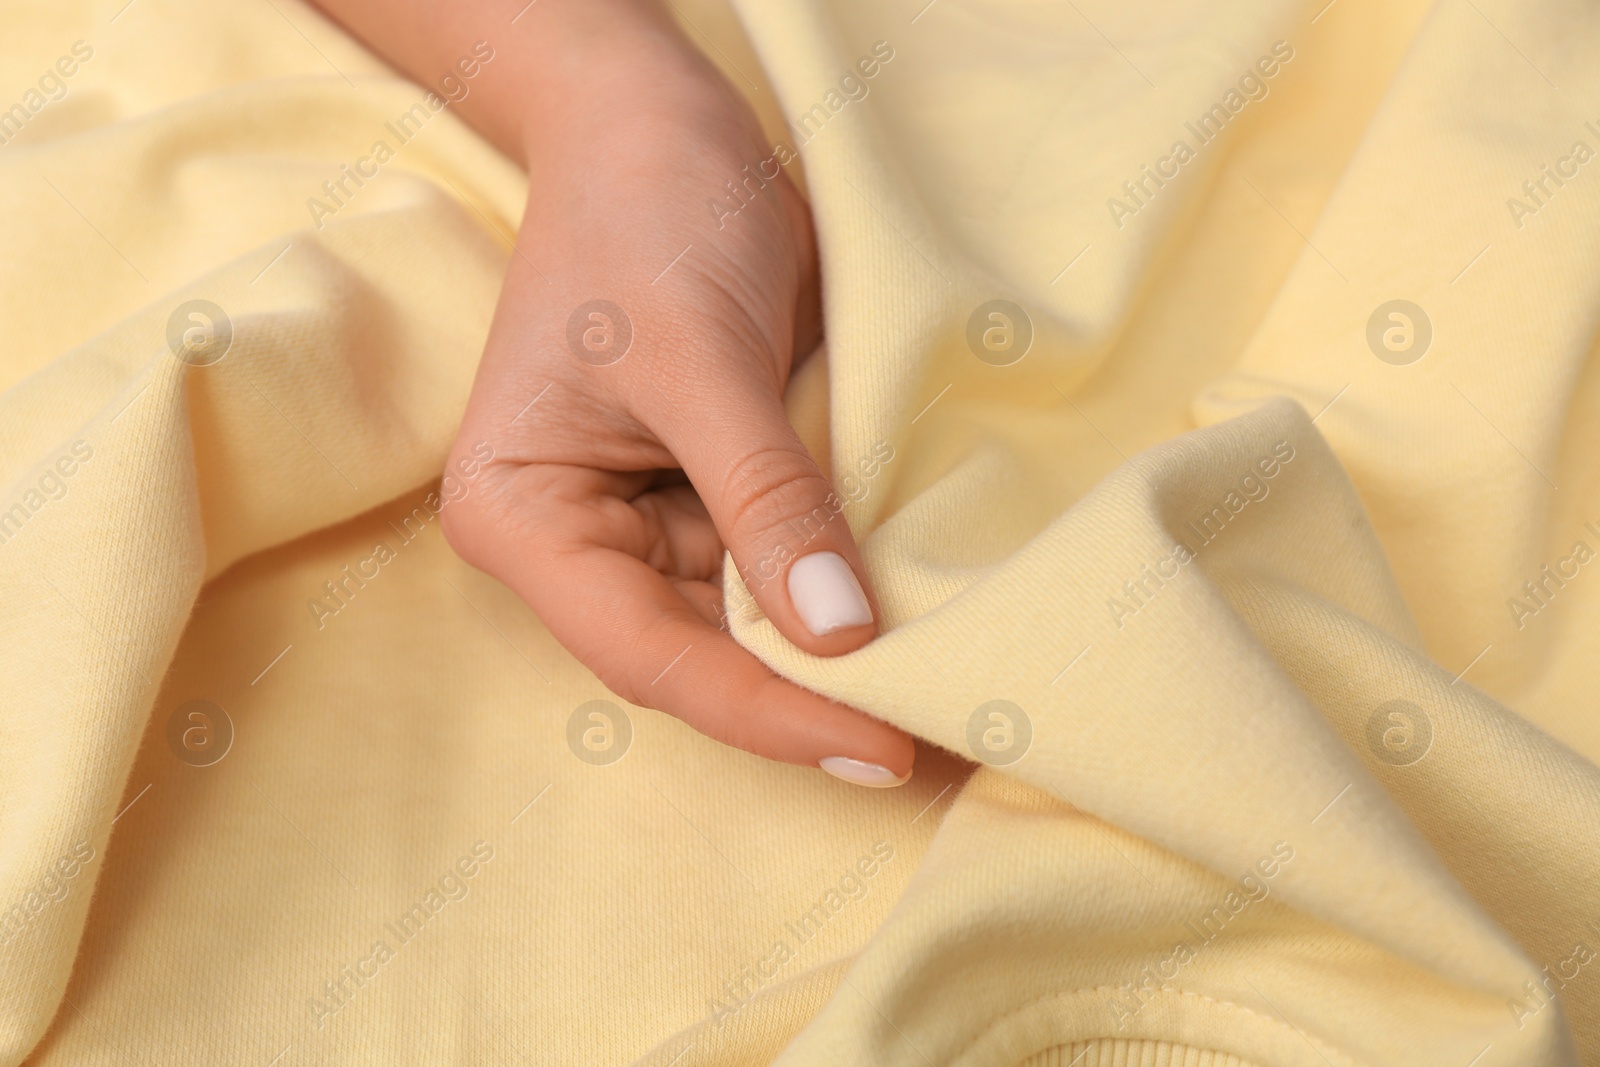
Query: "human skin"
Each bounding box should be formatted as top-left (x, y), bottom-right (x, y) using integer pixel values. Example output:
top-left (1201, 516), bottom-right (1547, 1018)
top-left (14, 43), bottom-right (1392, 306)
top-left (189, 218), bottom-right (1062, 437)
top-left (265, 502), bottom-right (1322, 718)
top-left (307, 0), bottom-right (916, 784)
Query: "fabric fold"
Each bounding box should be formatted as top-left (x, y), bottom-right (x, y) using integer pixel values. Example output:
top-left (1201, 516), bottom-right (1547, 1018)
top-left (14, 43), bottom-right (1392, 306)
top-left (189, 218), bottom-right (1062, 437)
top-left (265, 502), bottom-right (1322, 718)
top-left (6, 0), bottom-right (1600, 1063)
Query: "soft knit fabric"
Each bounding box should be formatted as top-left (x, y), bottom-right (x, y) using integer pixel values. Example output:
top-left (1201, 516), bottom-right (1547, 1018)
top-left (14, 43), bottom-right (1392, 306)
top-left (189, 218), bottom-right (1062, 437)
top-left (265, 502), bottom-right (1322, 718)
top-left (3, 0), bottom-right (1599, 1064)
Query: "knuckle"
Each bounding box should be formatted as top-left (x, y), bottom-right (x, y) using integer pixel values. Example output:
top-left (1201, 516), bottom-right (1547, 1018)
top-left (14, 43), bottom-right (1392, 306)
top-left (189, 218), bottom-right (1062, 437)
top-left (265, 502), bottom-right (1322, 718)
top-left (600, 631), bottom-right (770, 757)
top-left (596, 610), bottom-right (687, 713)
top-left (718, 446), bottom-right (835, 549)
top-left (607, 632), bottom-right (656, 710)
top-left (599, 664), bottom-right (645, 712)
top-left (704, 711), bottom-right (757, 757)
top-left (438, 463), bottom-right (557, 572)
top-left (438, 480), bottom-right (492, 568)
top-left (722, 675), bottom-right (789, 753)
top-left (695, 668), bottom-right (783, 756)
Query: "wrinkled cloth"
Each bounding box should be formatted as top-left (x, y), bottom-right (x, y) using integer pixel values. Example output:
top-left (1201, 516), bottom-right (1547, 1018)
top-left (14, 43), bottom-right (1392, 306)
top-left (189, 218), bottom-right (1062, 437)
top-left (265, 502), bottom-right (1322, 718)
top-left (2, 0), bottom-right (1599, 1064)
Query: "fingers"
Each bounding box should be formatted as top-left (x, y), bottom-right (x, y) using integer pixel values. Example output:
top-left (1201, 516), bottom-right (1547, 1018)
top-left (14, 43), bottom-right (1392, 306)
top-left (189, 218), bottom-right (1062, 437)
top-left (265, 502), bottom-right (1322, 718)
top-left (442, 465), bottom-right (914, 783)
top-left (575, 555), bottom-right (910, 778)
top-left (648, 382), bottom-right (881, 660)
top-left (629, 174), bottom-right (861, 660)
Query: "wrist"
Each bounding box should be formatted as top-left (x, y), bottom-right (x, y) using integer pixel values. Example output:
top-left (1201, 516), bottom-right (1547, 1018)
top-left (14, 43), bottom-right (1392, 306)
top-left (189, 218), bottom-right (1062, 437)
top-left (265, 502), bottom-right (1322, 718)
top-left (513, 1), bottom-right (736, 169)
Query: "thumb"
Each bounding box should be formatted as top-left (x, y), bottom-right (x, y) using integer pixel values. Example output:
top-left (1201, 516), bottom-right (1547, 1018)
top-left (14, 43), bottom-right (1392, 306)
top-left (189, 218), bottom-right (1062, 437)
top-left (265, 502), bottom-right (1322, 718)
top-left (662, 383), bottom-right (879, 657)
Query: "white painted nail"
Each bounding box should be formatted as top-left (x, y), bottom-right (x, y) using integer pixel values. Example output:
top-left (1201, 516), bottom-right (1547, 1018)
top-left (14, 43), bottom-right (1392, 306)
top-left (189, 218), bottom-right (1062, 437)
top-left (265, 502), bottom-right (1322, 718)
top-left (788, 551), bottom-right (873, 636)
top-left (819, 756), bottom-right (910, 788)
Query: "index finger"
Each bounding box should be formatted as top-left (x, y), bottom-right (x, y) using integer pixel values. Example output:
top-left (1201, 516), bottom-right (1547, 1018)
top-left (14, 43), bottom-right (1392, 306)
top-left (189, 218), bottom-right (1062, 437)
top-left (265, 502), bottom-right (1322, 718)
top-left (443, 462), bottom-right (915, 784)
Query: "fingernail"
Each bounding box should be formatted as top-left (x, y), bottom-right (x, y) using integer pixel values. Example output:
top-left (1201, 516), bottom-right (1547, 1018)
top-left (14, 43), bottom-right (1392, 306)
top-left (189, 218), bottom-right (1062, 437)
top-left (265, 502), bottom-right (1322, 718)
top-left (788, 551), bottom-right (873, 636)
top-left (819, 756), bottom-right (909, 788)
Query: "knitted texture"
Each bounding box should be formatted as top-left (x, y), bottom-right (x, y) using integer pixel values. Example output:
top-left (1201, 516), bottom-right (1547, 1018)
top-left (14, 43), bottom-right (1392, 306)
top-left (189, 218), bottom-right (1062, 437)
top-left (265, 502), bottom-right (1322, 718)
top-left (2, 0), bottom-right (1598, 1064)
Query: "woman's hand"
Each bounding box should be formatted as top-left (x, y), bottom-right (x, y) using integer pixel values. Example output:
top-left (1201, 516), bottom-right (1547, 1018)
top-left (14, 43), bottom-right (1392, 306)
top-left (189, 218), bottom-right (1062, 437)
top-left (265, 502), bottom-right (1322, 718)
top-left (366, 2), bottom-right (917, 784)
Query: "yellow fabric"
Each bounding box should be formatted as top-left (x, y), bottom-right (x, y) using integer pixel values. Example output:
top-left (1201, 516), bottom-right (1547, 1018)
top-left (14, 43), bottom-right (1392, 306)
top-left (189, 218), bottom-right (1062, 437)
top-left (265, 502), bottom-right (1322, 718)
top-left (3, 0), bottom-right (1598, 1064)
